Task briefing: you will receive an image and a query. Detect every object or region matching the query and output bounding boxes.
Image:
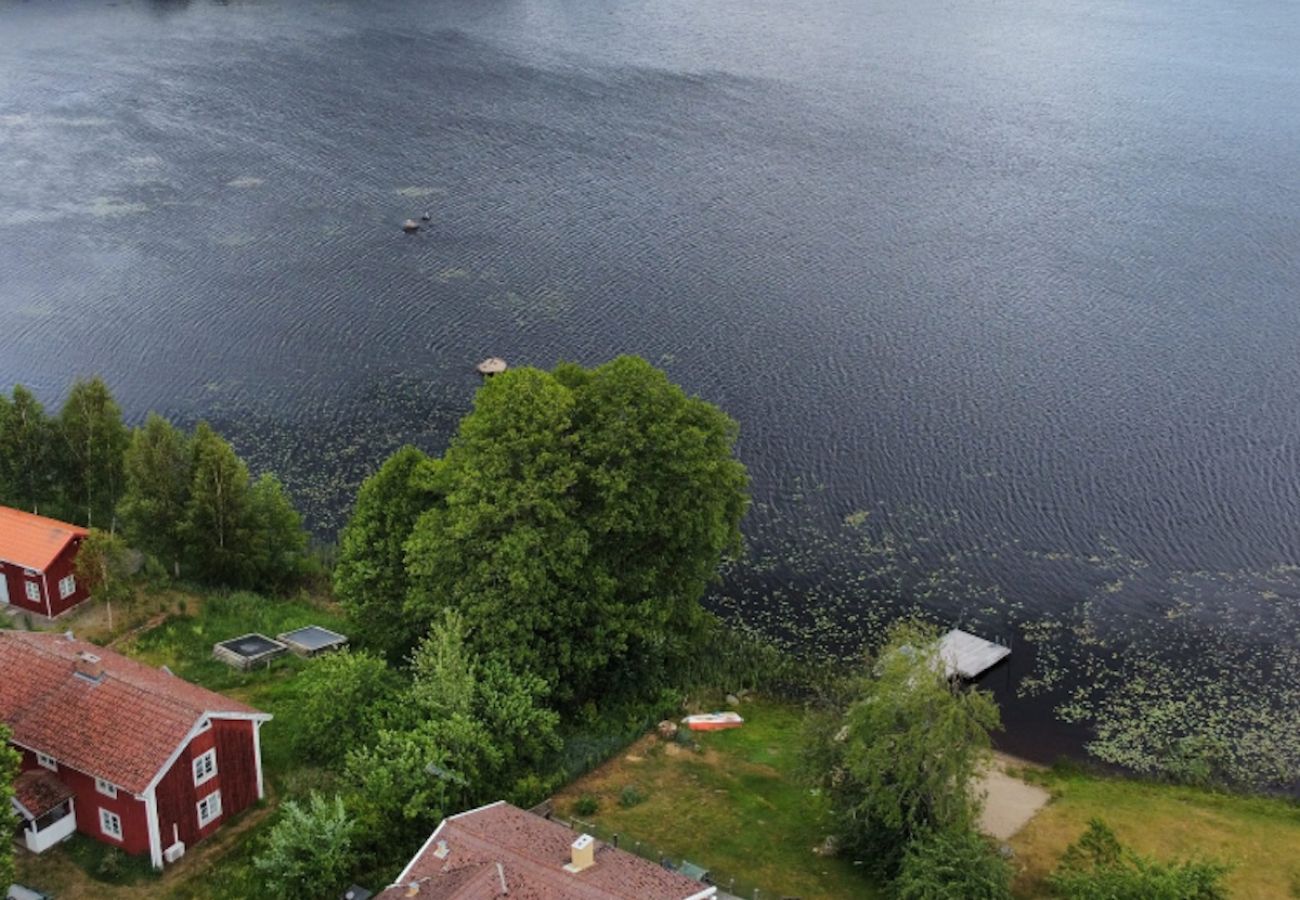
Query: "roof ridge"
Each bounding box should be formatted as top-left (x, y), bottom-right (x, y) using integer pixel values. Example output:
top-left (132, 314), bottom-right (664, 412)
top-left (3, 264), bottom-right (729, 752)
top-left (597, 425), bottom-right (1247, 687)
top-left (444, 814), bottom-right (652, 900)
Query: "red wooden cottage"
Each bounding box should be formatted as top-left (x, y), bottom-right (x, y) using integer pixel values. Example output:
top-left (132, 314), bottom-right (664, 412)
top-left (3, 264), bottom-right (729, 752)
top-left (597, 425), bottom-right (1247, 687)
top-left (0, 631), bottom-right (271, 868)
top-left (0, 506), bottom-right (91, 618)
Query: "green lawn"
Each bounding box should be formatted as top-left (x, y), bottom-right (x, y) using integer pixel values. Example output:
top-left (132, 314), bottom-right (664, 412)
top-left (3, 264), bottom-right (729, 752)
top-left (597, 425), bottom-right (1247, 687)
top-left (1010, 765), bottom-right (1300, 899)
top-left (554, 698), bottom-right (879, 900)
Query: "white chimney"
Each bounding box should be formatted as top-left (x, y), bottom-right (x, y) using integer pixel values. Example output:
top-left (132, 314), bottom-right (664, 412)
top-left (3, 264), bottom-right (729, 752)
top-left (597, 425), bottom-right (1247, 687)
top-left (564, 834), bottom-right (595, 873)
top-left (75, 651), bottom-right (104, 682)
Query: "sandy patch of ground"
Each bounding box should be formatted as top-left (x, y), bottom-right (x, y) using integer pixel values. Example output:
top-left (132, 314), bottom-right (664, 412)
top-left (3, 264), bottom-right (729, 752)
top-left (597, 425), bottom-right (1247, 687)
top-left (977, 753), bottom-right (1051, 841)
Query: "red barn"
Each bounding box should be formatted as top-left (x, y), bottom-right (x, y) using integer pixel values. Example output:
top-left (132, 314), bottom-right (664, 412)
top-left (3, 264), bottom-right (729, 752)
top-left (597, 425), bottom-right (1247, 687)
top-left (0, 631), bottom-right (271, 868)
top-left (0, 506), bottom-right (91, 618)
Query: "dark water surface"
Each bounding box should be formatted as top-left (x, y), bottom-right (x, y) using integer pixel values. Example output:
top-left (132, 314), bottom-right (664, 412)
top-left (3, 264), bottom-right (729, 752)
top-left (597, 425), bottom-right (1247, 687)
top-left (3, 0), bottom-right (1299, 775)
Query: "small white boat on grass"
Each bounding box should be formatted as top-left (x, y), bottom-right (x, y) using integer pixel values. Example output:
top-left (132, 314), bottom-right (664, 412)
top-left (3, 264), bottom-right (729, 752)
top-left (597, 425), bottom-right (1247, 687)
top-left (681, 711), bottom-right (744, 732)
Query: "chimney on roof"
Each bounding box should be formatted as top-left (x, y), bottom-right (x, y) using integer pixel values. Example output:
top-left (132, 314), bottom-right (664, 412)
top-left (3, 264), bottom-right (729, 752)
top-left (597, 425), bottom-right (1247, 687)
top-left (563, 834), bottom-right (595, 874)
top-left (75, 651), bottom-right (104, 682)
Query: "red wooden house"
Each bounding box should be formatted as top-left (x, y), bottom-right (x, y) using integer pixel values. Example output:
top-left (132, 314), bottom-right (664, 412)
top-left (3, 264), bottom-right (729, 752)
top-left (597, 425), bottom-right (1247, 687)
top-left (0, 631), bottom-right (271, 868)
top-left (0, 506), bottom-right (91, 618)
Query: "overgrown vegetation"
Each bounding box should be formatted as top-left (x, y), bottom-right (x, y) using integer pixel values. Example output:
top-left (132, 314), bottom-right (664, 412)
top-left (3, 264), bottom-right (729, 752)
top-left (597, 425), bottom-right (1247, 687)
top-left (1047, 819), bottom-right (1228, 899)
top-left (802, 621), bottom-right (1003, 888)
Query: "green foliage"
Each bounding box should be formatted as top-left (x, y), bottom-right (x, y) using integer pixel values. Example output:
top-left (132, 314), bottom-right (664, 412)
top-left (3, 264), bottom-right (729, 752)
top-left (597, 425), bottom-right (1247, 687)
top-left (58, 376), bottom-right (129, 529)
top-left (803, 621), bottom-right (1001, 877)
top-left (619, 784), bottom-right (645, 808)
top-left (74, 528), bottom-right (134, 606)
top-left (399, 356), bottom-right (748, 702)
top-left (0, 385), bottom-right (59, 514)
top-left (343, 609), bottom-right (562, 870)
top-left (247, 473), bottom-right (309, 591)
top-left (1048, 819), bottom-right (1230, 900)
top-left (0, 725), bottom-right (18, 889)
top-left (893, 828), bottom-right (1012, 900)
top-left (184, 422), bottom-right (255, 581)
top-left (574, 794), bottom-right (599, 816)
top-left (292, 650), bottom-right (401, 767)
top-left (253, 793), bottom-right (356, 900)
top-left (118, 413), bottom-right (192, 573)
top-left (333, 445), bottom-right (436, 660)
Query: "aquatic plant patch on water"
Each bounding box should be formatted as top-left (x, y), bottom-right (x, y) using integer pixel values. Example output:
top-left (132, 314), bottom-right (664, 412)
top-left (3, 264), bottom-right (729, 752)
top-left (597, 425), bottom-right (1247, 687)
top-left (708, 486), bottom-right (1300, 792)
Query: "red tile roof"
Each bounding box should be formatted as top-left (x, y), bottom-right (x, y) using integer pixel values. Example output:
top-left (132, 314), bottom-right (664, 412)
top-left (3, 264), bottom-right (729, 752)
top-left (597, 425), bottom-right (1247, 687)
top-left (378, 802), bottom-right (715, 900)
top-left (0, 631), bottom-right (268, 794)
top-left (13, 769), bottom-right (74, 819)
top-left (0, 506), bottom-right (88, 572)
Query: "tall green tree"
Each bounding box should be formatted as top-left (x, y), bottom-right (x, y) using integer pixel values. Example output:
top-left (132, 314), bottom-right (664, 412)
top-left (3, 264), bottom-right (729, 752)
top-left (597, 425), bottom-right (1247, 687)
top-left (0, 724), bottom-right (18, 889)
top-left (58, 376), bottom-right (129, 529)
top-left (183, 422), bottom-right (254, 583)
top-left (0, 385), bottom-right (59, 514)
top-left (253, 793), bottom-right (356, 900)
top-left (118, 413), bottom-right (192, 575)
top-left (333, 445), bottom-right (436, 660)
top-left (803, 621), bottom-right (1002, 877)
top-left (401, 357), bottom-right (748, 702)
top-left (247, 473), bottom-right (308, 592)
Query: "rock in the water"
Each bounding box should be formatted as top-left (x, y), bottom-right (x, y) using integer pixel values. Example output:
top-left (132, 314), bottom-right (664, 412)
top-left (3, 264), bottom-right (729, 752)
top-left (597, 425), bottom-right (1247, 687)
top-left (402, 219), bottom-right (420, 232)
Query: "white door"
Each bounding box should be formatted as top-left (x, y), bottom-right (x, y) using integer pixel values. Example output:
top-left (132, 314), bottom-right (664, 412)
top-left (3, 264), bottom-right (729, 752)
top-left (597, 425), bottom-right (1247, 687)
top-left (0, 575), bottom-right (8, 605)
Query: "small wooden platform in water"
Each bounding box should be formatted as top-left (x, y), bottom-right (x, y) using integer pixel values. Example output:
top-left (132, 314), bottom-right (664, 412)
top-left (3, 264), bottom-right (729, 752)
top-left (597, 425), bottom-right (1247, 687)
top-left (939, 629), bottom-right (1010, 680)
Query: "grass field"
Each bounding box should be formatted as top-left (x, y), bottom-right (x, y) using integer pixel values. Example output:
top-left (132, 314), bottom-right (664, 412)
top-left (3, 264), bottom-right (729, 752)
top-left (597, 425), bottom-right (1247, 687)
top-left (554, 698), bottom-right (879, 900)
top-left (1010, 765), bottom-right (1300, 899)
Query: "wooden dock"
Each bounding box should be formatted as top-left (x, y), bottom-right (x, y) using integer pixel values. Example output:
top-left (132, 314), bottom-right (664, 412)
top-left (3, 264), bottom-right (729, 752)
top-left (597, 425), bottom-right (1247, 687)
top-left (938, 629), bottom-right (1010, 680)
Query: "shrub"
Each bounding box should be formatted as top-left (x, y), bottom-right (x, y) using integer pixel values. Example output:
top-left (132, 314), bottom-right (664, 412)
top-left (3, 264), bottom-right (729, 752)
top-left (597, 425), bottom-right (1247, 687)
top-left (253, 793), bottom-right (356, 900)
top-left (1048, 820), bottom-right (1229, 900)
top-left (894, 828), bottom-right (1012, 900)
top-left (619, 785), bottom-right (645, 808)
top-left (574, 795), bottom-right (599, 816)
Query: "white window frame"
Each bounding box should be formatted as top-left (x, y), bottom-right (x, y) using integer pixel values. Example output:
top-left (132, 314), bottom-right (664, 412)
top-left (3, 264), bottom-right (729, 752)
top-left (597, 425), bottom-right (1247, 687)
top-left (95, 777), bottom-right (118, 798)
top-left (196, 790), bottom-right (222, 827)
top-left (36, 752), bottom-right (57, 771)
top-left (99, 808), bottom-right (123, 840)
top-left (193, 748), bottom-right (217, 786)
top-left (59, 574), bottom-right (76, 598)
top-left (25, 581), bottom-right (40, 602)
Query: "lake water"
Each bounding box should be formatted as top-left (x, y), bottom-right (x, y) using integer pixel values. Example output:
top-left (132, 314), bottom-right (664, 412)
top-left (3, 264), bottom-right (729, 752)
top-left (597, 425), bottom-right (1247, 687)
top-left (3, 0), bottom-right (1298, 779)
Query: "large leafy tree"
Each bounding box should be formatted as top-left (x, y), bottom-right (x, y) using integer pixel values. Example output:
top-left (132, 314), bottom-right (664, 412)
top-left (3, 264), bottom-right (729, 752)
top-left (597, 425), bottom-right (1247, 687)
top-left (0, 385), bottom-right (59, 514)
top-left (184, 422), bottom-right (254, 583)
top-left (334, 445), bottom-right (437, 660)
top-left (118, 413), bottom-right (192, 575)
top-left (292, 649), bottom-right (401, 767)
top-left (247, 473), bottom-right (308, 592)
top-left (58, 376), bottom-right (129, 529)
top-left (401, 356), bottom-right (748, 702)
top-left (804, 621), bottom-right (1002, 877)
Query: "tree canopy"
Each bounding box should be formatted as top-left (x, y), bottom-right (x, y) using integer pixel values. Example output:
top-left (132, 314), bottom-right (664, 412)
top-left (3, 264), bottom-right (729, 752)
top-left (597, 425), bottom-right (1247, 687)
top-left (803, 621), bottom-right (1002, 877)
top-left (337, 356), bottom-right (749, 703)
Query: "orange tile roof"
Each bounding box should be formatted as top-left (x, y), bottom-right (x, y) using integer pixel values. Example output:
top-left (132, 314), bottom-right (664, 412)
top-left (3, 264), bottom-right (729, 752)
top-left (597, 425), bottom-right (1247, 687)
top-left (0, 506), bottom-right (88, 572)
top-left (13, 769), bottom-right (74, 819)
top-left (378, 802), bottom-right (714, 900)
top-left (0, 632), bottom-right (268, 793)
